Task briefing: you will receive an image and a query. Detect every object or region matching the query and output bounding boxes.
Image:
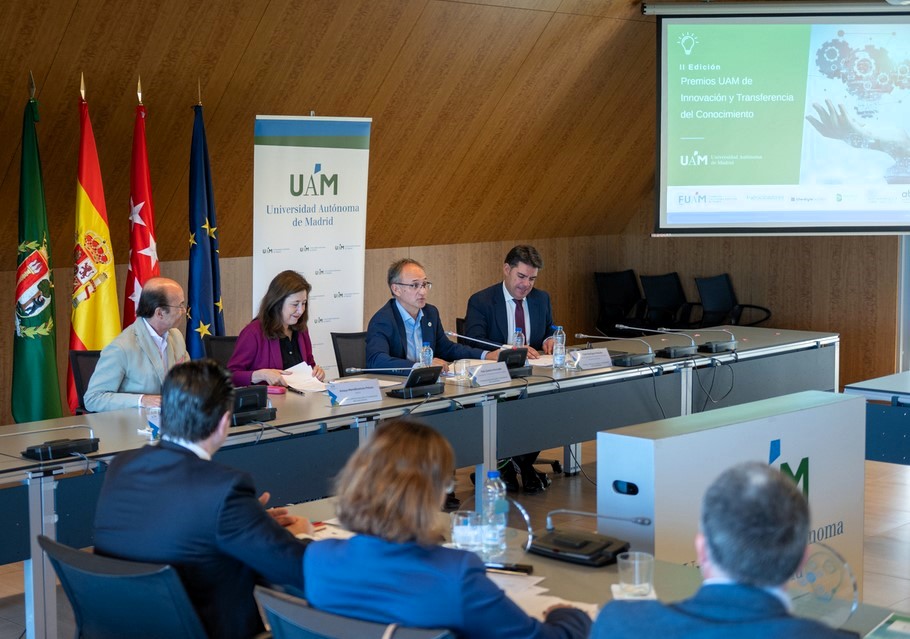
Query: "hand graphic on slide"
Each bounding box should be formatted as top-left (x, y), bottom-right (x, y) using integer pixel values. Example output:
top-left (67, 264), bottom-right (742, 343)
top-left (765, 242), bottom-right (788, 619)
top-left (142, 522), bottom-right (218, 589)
top-left (806, 99), bottom-right (910, 159)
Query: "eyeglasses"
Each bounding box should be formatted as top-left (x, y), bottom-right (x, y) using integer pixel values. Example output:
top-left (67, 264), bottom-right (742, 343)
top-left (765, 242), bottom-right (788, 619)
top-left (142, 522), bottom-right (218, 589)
top-left (163, 302), bottom-right (187, 311)
top-left (393, 281), bottom-right (433, 291)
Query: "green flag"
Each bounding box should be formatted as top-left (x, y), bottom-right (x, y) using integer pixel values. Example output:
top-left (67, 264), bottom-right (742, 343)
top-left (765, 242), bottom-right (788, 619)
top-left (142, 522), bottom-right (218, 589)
top-left (12, 98), bottom-right (64, 422)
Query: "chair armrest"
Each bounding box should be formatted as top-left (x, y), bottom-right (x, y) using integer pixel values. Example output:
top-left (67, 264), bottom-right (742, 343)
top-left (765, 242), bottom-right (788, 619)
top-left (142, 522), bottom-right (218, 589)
top-left (733, 304), bottom-right (771, 326)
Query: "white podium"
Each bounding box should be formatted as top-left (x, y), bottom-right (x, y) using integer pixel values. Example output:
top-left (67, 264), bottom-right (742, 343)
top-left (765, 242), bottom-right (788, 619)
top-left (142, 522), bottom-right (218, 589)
top-left (596, 391), bottom-right (865, 593)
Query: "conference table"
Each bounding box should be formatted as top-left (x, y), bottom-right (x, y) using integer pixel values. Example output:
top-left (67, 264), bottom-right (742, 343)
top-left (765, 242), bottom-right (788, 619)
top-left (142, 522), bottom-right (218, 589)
top-left (290, 499), bottom-right (890, 637)
top-left (0, 325), bottom-right (839, 639)
top-left (844, 371), bottom-right (910, 465)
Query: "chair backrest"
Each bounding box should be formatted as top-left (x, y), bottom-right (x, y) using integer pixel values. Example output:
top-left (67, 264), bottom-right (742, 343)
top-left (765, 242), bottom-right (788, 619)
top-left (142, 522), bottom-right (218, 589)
top-left (331, 332), bottom-right (367, 377)
top-left (639, 272), bottom-right (692, 327)
top-left (694, 274), bottom-right (738, 326)
top-left (594, 270), bottom-right (644, 334)
top-left (455, 317), bottom-right (467, 345)
top-left (254, 586), bottom-right (454, 639)
top-left (69, 350), bottom-right (101, 414)
top-left (38, 535), bottom-right (207, 639)
top-left (203, 335), bottom-right (239, 368)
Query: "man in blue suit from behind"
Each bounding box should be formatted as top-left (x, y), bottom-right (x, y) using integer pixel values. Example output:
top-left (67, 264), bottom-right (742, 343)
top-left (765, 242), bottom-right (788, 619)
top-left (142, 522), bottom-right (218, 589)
top-left (592, 461), bottom-right (858, 639)
top-left (464, 245), bottom-right (555, 493)
top-left (93, 360), bottom-right (313, 639)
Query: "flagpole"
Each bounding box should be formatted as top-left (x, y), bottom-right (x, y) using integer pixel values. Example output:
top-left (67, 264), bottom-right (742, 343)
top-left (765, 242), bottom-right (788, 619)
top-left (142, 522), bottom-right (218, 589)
top-left (28, 70), bottom-right (35, 99)
top-left (137, 75), bottom-right (142, 105)
top-left (80, 72), bottom-right (85, 101)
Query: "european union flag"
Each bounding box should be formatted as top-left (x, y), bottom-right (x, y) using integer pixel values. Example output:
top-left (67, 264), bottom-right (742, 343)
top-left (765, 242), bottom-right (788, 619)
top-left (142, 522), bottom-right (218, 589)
top-left (187, 104), bottom-right (224, 359)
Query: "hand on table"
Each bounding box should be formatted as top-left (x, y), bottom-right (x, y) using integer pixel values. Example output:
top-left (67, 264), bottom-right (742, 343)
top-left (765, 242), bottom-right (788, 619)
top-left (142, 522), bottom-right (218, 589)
top-left (252, 369), bottom-right (290, 385)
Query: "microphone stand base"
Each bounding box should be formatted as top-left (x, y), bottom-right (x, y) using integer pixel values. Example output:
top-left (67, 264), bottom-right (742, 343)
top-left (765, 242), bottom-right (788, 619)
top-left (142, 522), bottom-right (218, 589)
top-left (528, 529), bottom-right (630, 567)
top-left (698, 340), bottom-right (737, 353)
top-left (508, 366), bottom-right (533, 378)
top-left (385, 382), bottom-right (445, 399)
top-left (611, 352), bottom-right (656, 367)
top-left (655, 345), bottom-right (697, 359)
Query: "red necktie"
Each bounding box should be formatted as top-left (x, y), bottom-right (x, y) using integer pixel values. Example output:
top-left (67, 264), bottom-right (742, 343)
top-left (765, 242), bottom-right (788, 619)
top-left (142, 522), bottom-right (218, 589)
top-left (513, 299), bottom-right (526, 337)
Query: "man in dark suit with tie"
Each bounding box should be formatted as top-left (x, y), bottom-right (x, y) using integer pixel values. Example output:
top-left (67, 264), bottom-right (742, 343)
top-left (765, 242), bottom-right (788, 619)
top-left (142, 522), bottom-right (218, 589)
top-left (591, 462), bottom-right (857, 639)
top-left (464, 245), bottom-right (555, 493)
top-left (93, 360), bottom-right (312, 639)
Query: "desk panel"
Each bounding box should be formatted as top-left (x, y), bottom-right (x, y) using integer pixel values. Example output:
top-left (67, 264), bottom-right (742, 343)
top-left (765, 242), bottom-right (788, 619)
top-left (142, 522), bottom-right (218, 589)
top-left (691, 345), bottom-right (836, 412)
top-left (496, 371), bottom-right (683, 458)
top-left (418, 405), bottom-right (484, 467)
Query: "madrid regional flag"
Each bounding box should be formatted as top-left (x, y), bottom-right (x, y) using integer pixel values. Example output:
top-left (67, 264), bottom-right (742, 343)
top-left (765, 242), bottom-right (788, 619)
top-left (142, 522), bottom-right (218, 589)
top-left (123, 103), bottom-right (160, 326)
top-left (12, 96), bottom-right (65, 422)
top-left (68, 96), bottom-right (121, 414)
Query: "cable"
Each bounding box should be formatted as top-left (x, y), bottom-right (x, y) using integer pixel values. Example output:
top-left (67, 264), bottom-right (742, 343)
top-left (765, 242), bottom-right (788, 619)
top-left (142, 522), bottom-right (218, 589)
top-left (646, 365), bottom-right (667, 419)
top-left (565, 444), bottom-right (596, 487)
top-left (694, 358), bottom-right (735, 411)
top-left (404, 393), bottom-right (433, 415)
top-left (523, 374), bottom-right (561, 392)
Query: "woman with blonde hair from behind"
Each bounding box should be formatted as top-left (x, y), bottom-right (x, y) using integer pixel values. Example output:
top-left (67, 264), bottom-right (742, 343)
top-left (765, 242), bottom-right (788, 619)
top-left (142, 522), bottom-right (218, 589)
top-left (303, 419), bottom-right (591, 639)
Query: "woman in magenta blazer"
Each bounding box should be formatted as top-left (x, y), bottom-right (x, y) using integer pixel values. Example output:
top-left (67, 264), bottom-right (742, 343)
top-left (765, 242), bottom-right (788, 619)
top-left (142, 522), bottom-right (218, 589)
top-left (228, 270), bottom-right (326, 387)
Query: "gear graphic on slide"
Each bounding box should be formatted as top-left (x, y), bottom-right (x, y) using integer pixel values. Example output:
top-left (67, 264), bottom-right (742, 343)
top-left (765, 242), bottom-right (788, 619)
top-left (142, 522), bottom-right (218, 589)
top-left (816, 39), bottom-right (853, 79)
top-left (894, 60), bottom-right (910, 90)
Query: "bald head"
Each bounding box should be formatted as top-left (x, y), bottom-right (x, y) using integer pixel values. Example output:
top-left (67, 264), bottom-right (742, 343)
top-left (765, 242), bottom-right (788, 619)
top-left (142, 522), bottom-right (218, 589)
top-left (137, 277), bottom-right (186, 334)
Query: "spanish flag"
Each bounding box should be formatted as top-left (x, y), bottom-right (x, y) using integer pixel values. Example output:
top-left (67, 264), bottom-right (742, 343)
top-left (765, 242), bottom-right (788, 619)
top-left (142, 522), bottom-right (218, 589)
top-left (67, 95), bottom-right (121, 413)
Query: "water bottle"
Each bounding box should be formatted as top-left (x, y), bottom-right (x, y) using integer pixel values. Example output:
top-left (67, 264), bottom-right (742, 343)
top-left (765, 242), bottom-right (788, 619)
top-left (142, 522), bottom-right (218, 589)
top-left (552, 325), bottom-right (567, 369)
top-left (419, 342), bottom-right (434, 367)
top-left (512, 328), bottom-right (525, 348)
top-left (482, 470), bottom-right (508, 560)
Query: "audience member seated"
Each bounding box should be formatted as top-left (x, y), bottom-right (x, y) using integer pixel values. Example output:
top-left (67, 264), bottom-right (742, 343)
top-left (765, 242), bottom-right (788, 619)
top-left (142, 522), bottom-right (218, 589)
top-left (304, 418), bottom-right (592, 639)
top-left (229, 270), bottom-right (325, 387)
top-left (84, 277), bottom-right (188, 412)
top-left (93, 360), bottom-right (313, 639)
top-left (591, 462), bottom-right (858, 639)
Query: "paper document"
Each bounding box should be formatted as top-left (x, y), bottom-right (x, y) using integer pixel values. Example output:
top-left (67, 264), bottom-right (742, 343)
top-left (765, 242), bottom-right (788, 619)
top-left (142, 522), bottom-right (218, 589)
top-left (532, 355), bottom-right (554, 368)
top-left (283, 362), bottom-right (326, 392)
top-left (343, 377), bottom-right (400, 388)
top-left (487, 571), bottom-right (599, 621)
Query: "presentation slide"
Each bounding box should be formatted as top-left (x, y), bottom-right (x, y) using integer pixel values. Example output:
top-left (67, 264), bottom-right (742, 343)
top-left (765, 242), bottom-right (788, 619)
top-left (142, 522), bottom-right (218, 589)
top-left (658, 15), bottom-right (910, 234)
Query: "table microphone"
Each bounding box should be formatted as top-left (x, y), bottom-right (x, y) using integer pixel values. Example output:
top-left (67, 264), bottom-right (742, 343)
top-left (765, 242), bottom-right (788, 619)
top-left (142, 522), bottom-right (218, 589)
top-left (657, 326), bottom-right (738, 353)
top-left (574, 333), bottom-right (655, 366)
top-left (544, 509), bottom-right (652, 531)
top-left (344, 367), bottom-right (412, 374)
top-left (444, 331), bottom-right (507, 350)
top-left (529, 508), bottom-right (652, 566)
top-left (616, 325), bottom-right (697, 358)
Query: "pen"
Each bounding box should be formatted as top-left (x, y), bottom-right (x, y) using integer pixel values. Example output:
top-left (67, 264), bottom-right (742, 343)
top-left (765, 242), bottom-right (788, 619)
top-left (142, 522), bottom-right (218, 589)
top-left (484, 562), bottom-right (534, 575)
top-left (286, 386), bottom-right (305, 396)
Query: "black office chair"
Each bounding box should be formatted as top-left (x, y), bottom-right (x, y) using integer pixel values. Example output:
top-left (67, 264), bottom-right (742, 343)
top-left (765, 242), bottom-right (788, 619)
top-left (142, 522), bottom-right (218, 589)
top-left (69, 350), bottom-right (101, 415)
top-left (455, 317), bottom-right (468, 345)
top-left (254, 586), bottom-right (454, 639)
top-left (37, 535), bottom-right (207, 639)
top-left (331, 332), bottom-right (367, 377)
top-left (695, 273), bottom-right (771, 327)
top-left (640, 272), bottom-right (701, 329)
top-left (594, 270), bottom-right (646, 336)
top-left (203, 335), bottom-right (238, 368)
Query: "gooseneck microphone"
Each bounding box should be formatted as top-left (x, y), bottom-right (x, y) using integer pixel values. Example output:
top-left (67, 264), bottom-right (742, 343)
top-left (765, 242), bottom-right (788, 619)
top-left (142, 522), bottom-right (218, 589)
top-left (444, 331), bottom-right (507, 350)
top-left (616, 324), bottom-right (697, 358)
top-left (657, 326), bottom-right (738, 353)
top-left (344, 367), bottom-right (412, 374)
top-left (544, 508), bottom-right (653, 531)
top-left (574, 333), bottom-right (655, 367)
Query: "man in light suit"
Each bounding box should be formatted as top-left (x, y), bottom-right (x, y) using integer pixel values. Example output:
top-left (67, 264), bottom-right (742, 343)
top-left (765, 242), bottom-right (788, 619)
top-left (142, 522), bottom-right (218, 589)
top-left (84, 277), bottom-right (188, 412)
top-left (93, 360), bottom-right (312, 639)
top-left (464, 245), bottom-right (555, 493)
top-left (366, 258), bottom-right (499, 372)
top-left (591, 462), bottom-right (858, 639)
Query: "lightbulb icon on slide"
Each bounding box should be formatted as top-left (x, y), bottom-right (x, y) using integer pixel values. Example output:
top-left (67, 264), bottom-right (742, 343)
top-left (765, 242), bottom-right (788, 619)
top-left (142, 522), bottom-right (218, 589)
top-left (678, 32), bottom-right (698, 56)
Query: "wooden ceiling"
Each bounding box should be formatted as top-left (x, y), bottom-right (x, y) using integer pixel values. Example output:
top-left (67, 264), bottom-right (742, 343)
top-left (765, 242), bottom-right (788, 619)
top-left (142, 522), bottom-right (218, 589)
top-left (0, 0), bottom-right (656, 269)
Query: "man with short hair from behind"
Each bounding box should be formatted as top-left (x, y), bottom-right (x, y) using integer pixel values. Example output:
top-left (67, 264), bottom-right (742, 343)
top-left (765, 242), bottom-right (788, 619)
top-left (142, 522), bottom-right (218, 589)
top-left (84, 276), bottom-right (189, 412)
top-left (93, 360), bottom-right (312, 639)
top-left (591, 461), bottom-right (858, 639)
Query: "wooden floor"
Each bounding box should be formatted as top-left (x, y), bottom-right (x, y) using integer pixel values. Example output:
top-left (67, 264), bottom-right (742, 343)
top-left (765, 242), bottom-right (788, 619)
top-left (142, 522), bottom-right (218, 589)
top-left (0, 443), bottom-right (908, 637)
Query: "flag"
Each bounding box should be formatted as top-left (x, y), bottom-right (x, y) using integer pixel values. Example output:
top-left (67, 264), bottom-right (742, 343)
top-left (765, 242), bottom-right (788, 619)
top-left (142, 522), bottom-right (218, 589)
top-left (12, 97), bottom-right (65, 422)
top-left (186, 104), bottom-right (224, 359)
top-left (68, 97), bottom-right (121, 413)
top-left (123, 104), bottom-right (160, 326)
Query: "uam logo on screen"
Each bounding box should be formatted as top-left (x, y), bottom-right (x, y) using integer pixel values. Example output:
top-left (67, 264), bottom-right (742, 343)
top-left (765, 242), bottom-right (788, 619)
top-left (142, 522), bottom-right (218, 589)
top-left (290, 163), bottom-right (338, 196)
top-left (679, 150), bottom-right (708, 167)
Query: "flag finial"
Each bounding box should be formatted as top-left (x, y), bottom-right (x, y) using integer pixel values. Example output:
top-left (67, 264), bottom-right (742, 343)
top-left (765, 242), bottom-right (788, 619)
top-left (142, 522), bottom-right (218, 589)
top-left (28, 70), bottom-right (36, 99)
top-left (80, 72), bottom-right (85, 101)
top-left (137, 75), bottom-right (142, 105)
top-left (197, 78), bottom-right (202, 106)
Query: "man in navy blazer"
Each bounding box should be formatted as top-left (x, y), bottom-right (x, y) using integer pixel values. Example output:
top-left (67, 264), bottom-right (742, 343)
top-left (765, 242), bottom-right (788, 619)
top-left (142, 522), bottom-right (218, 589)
top-left (592, 462), bottom-right (857, 639)
top-left (93, 360), bottom-right (313, 639)
top-left (366, 258), bottom-right (499, 372)
top-left (464, 245), bottom-right (555, 493)
top-left (464, 245), bottom-right (555, 356)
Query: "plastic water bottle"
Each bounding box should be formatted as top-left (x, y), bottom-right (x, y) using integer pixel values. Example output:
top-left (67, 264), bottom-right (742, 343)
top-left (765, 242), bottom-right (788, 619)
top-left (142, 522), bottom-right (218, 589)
top-left (512, 328), bottom-right (525, 348)
top-left (552, 325), bottom-right (567, 369)
top-left (419, 342), bottom-right (434, 367)
top-left (482, 470), bottom-right (508, 560)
